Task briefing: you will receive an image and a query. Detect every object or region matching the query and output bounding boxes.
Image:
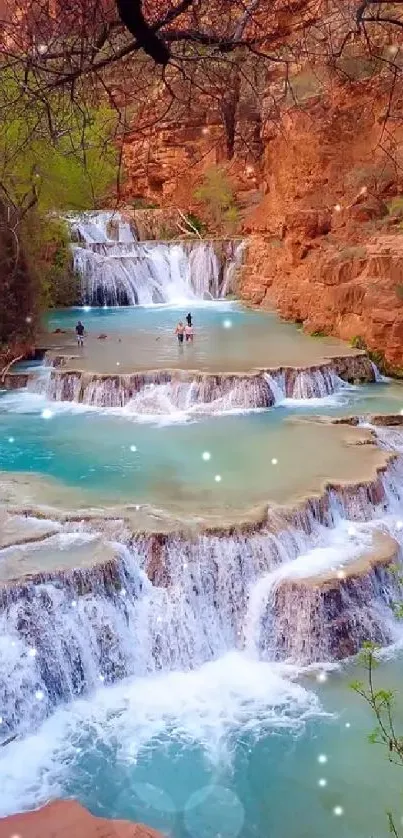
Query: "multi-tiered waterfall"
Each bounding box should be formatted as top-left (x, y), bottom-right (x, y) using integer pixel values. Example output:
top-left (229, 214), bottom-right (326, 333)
top-left (69, 211), bottom-right (244, 305)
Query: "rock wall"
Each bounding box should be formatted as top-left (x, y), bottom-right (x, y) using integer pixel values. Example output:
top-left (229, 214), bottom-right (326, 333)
top-left (238, 77), bottom-right (403, 370)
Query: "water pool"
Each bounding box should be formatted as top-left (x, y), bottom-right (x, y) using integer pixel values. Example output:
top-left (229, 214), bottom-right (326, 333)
top-left (43, 304), bottom-right (359, 373)
top-left (2, 651), bottom-right (403, 838)
top-left (3, 298), bottom-right (403, 838)
top-left (0, 386), bottom-right (392, 518)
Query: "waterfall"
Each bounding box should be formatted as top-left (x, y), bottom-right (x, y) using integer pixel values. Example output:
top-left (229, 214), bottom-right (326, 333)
top-left (1, 464), bottom-right (403, 739)
top-left (27, 364), bottom-right (347, 414)
top-left (67, 211), bottom-right (244, 305)
top-left (370, 360), bottom-right (389, 383)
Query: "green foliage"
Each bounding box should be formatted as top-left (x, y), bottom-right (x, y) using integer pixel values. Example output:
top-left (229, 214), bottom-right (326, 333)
top-left (350, 335), bottom-right (367, 350)
top-left (0, 74), bottom-right (119, 213)
top-left (388, 197), bottom-right (403, 218)
top-left (194, 166), bottom-right (239, 232)
top-left (311, 330), bottom-right (326, 338)
top-left (185, 212), bottom-right (206, 236)
top-left (21, 213), bottom-right (79, 308)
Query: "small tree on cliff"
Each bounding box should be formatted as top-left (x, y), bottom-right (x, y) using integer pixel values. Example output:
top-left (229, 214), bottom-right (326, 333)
top-left (194, 166), bottom-right (239, 232)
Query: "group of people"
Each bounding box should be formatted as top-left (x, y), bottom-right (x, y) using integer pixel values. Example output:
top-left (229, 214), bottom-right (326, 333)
top-left (75, 311), bottom-right (195, 349)
top-left (175, 312), bottom-right (194, 345)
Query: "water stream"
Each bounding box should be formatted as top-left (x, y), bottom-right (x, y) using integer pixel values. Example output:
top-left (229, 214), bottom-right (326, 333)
top-left (2, 233), bottom-right (403, 836)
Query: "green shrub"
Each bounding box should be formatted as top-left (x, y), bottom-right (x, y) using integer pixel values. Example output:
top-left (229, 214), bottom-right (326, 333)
top-left (185, 212), bottom-right (206, 236)
top-left (194, 166), bottom-right (239, 232)
top-left (350, 335), bottom-right (367, 350)
top-left (388, 197), bottom-right (403, 218)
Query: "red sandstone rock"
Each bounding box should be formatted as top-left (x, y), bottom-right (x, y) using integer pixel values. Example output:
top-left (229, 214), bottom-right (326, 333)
top-left (0, 801), bottom-right (163, 838)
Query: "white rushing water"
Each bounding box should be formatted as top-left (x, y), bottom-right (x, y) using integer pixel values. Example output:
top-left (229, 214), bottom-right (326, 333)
top-left (1, 435), bottom-right (403, 815)
top-left (25, 364), bottom-right (352, 420)
top-left (68, 211), bottom-right (244, 306)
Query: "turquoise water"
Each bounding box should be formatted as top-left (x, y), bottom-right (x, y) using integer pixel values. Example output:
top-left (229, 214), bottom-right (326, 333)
top-left (1, 381), bottom-right (402, 512)
top-left (2, 303), bottom-right (403, 836)
top-left (43, 304), bottom-right (359, 372)
top-left (2, 652), bottom-right (403, 837)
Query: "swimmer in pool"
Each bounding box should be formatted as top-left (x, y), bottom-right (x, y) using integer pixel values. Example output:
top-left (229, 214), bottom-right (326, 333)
top-left (175, 321), bottom-right (185, 344)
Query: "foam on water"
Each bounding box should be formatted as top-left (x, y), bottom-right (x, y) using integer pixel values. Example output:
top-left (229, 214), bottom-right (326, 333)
top-left (68, 212), bottom-right (244, 306)
top-left (0, 651), bottom-right (321, 817)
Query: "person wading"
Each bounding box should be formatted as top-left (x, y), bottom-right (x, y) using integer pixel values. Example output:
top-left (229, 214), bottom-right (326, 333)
top-left (186, 312), bottom-right (192, 327)
top-left (175, 321), bottom-right (185, 345)
top-left (75, 320), bottom-right (85, 347)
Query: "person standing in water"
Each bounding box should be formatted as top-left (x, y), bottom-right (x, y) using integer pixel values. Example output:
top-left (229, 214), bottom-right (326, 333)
top-left (185, 322), bottom-right (194, 342)
top-left (75, 320), bottom-right (85, 347)
top-left (186, 312), bottom-right (192, 327)
top-left (175, 321), bottom-right (185, 345)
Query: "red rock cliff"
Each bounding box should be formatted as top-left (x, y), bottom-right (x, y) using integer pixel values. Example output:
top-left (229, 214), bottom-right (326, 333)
top-left (0, 800), bottom-right (163, 838)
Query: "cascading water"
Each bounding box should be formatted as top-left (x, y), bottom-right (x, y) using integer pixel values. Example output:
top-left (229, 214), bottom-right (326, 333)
top-left (2, 460), bottom-right (403, 740)
top-left (68, 211), bottom-right (244, 305)
top-left (26, 363), bottom-right (351, 415)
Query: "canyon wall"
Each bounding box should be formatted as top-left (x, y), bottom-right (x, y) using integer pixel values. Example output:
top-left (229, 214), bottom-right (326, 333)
top-left (239, 75), bottom-right (403, 371)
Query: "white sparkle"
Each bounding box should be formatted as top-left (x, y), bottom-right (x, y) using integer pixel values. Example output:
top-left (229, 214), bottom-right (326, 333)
top-left (135, 504), bottom-right (140, 511)
top-left (345, 722), bottom-right (351, 728)
top-left (41, 408), bottom-right (53, 420)
top-left (157, 616), bottom-right (162, 623)
top-left (103, 305), bottom-right (108, 310)
top-left (246, 165), bottom-right (255, 175)
top-left (360, 186), bottom-right (368, 195)
top-left (26, 315), bottom-right (32, 324)
top-left (130, 445), bottom-right (137, 453)
top-left (202, 126), bottom-right (210, 135)
top-left (318, 778), bottom-right (327, 787)
top-left (99, 675), bottom-right (105, 683)
top-left (215, 474), bottom-right (222, 482)
top-left (397, 520), bottom-right (403, 531)
top-left (11, 641), bottom-right (15, 648)
top-left (334, 204), bottom-right (342, 212)
top-left (71, 600), bottom-right (77, 608)
top-left (35, 690), bottom-right (44, 701)
top-left (83, 306), bottom-right (91, 312)
top-left (116, 362), bottom-right (120, 366)
top-left (318, 754), bottom-right (327, 764)
top-left (337, 570), bottom-right (346, 579)
top-left (8, 437), bottom-right (14, 443)
top-left (28, 647), bottom-right (37, 657)
top-left (271, 458), bottom-right (278, 466)
top-left (10, 833), bottom-right (21, 838)
top-left (400, 409), bottom-right (403, 416)
top-left (316, 671), bottom-right (328, 683)
top-left (0, 716), bottom-right (3, 724)
top-left (183, 562), bottom-right (188, 569)
top-left (333, 806), bottom-right (344, 817)
top-left (223, 319), bottom-right (232, 329)
top-left (202, 451), bottom-right (211, 461)
top-left (120, 588), bottom-right (126, 597)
